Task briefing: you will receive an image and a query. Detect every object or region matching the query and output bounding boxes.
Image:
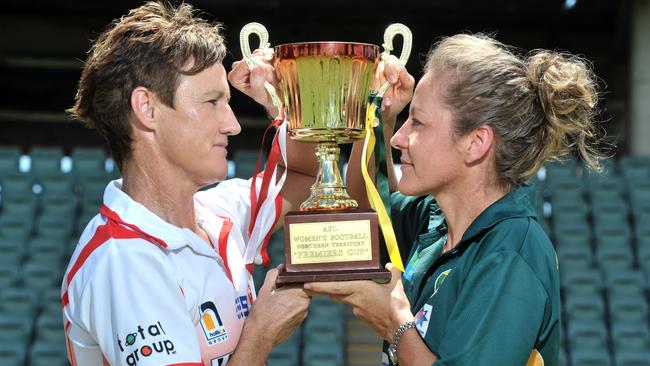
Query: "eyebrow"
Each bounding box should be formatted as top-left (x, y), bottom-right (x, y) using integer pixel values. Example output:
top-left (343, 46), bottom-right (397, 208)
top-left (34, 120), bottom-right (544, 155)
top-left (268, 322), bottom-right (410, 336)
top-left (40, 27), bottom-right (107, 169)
top-left (201, 90), bottom-right (229, 100)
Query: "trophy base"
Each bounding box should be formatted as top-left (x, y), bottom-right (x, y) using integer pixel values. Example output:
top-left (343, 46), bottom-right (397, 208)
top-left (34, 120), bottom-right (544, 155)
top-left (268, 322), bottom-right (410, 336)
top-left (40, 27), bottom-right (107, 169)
top-left (276, 267), bottom-right (391, 286)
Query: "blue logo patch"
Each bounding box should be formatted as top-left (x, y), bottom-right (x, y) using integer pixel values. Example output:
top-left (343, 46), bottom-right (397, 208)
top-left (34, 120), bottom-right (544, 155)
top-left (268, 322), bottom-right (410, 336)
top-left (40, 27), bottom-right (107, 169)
top-left (235, 295), bottom-right (249, 319)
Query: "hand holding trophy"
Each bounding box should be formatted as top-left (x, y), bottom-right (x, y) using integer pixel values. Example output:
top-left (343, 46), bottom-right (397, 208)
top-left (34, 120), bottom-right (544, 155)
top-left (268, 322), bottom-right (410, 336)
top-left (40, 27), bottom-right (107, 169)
top-left (240, 23), bottom-right (412, 284)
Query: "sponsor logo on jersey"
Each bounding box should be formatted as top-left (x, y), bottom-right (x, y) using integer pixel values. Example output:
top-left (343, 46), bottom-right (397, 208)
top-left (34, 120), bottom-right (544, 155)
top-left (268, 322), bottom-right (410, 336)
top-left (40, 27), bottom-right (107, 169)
top-left (433, 269), bottom-right (451, 296)
top-left (235, 295), bottom-right (249, 319)
top-left (415, 304), bottom-right (432, 337)
top-left (199, 301), bottom-right (229, 345)
top-left (211, 352), bottom-right (233, 366)
top-left (116, 321), bottom-right (176, 366)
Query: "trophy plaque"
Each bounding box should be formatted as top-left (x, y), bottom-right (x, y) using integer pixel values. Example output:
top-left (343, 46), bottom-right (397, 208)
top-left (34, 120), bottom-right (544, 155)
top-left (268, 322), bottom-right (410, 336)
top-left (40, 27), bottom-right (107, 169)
top-left (240, 23), bottom-right (411, 284)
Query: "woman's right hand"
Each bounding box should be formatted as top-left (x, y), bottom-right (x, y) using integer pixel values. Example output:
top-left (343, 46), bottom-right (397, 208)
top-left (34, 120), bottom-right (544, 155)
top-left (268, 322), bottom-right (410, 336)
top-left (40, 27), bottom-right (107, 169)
top-left (374, 55), bottom-right (415, 130)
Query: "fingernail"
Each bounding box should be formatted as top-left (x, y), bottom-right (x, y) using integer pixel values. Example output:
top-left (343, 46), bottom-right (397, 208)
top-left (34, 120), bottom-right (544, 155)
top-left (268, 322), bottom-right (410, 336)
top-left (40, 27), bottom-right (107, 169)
top-left (384, 97), bottom-right (392, 106)
top-left (389, 74), bottom-right (398, 83)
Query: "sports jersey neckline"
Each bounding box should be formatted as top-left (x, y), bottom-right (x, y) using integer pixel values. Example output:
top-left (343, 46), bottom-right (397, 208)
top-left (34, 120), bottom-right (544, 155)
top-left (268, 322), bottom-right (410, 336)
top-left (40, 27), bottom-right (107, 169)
top-left (103, 179), bottom-right (223, 257)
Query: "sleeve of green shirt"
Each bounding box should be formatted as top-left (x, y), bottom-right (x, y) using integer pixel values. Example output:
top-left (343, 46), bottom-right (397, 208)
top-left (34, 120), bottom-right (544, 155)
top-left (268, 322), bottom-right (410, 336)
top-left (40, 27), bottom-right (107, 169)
top-left (433, 250), bottom-right (548, 365)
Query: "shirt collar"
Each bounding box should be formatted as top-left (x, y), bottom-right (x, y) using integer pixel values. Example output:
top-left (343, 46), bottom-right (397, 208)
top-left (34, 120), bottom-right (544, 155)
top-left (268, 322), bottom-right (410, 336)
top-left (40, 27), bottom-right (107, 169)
top-left (102, 179), bottom-right (216, 255)
top-left (427, 184), bottom-right (537, 246)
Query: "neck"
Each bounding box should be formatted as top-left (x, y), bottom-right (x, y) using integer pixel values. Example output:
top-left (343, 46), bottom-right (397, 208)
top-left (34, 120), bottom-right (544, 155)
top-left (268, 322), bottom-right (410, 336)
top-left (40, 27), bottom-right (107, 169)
top-left (121, 150), bottom-right (200, 231)
top-left (436, 179), bottom-right (507, 250)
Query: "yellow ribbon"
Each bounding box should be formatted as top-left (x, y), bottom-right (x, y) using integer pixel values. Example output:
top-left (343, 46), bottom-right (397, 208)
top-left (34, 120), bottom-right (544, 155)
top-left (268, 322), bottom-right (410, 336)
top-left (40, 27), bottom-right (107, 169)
top-left (360, 102), bottom-right (404, 272)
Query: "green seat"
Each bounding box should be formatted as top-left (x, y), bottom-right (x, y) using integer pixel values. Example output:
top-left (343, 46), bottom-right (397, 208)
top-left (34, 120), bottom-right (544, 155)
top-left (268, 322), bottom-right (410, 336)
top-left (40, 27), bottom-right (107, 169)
top-left (594, 226), bottom-right (631, 250)
top-left (302, 343), bottom-right (344, 366)
top-left (587, 176), bottom-right (624, 202)
top-left (29, 147), bottom-right (63, 177)
top-left (596, 246), bottom-right (633, 273)
top-left (35, 313), bottom-right (65, 344)
top-left (544, 158), bottom-right (578, 181)
top-left (39, 173), bottom-right (76, 198)
top-left (1, 194), bottom-right (38, 220)
top-left (614, 350), bottom-right (650, 366)
top-left (0, 238), bottom-right (25, 266)
top-left (567, 320), bottom-right (609, 350)
top-left (551, 198), bottom-right (589, 227)
top-left (36, 216), bottom-right (73, 241)
top-left (0, 146), bottom-right (21, 176)
top-left (22, 261), bottom-right (61, 291)
top-left (628, 181), bottom-right (650, 207)
top-left (0, 343), bottom-right (27, 366)
top-left (268, 331), bottom-right (301, 366)
top-left (0, 315), bottom-right (33, 345)
top-left (608, 295), bottom-right (649, 324)
top-left (40, 288), bottom-right (62, 317)
top-left (620, 156), bottom-right (650, 181)
top-left (557, 245), bottom-right (593, 271)
top-left (561, 268), bottom-right (602, 295)
top-left (29, 340), bottom-right (68, 366)
top-left (565, 293), bottom-right (605, 322)
top-left (71, 147), bottom-right (107, 178)
top-left (548, 176), bottom-right (585, 201)
top-left (0, 264), bottom-right (20, 289)
top-left (0, 174), bottom-right (33, 198)
top-left (632, 202), bottom-right (650, 229)
top-left (592, 200), bottom-right (629, 229)
top-left (41, 195), bottom-right (78, 219)
top-left (605, 270), bottom-right (646, 297)
top-left (639, 246), bottom-right (650, 273)
top-left (611, 322), bottom-right (650, 352)
top-left (28, 235), bottom-right (66, 267)
top-left (553, 223), bottom-right (591, 248)
top-left (233, 150), bottom-right (264, 179)
top-left (570, 348), bottom-right (612, 366)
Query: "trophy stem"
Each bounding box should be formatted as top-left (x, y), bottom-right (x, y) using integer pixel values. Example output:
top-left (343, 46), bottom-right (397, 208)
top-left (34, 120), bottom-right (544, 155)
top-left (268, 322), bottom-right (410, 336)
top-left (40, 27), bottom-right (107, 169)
top-left (300, 142), bottom-right (358, 211)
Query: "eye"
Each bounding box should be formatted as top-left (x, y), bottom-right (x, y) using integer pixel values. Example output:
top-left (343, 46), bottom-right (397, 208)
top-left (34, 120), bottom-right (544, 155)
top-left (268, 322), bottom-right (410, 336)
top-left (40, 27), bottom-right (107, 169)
top-left (411, 118), bottom-right (423, 127)
top-left (207, 99), bottom-right (218, 106)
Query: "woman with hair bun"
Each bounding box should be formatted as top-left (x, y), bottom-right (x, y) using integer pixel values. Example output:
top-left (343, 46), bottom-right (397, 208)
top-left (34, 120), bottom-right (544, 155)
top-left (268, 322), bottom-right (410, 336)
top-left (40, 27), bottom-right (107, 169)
top-left (306, 33), bottom-right (603, 366)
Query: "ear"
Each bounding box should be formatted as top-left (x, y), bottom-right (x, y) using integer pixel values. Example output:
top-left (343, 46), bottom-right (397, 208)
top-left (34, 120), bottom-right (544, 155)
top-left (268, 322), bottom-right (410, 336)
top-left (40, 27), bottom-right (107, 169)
top-left (464, 124), bottom-right (494, 164)
top-left (130, 86), bottom-right (156, 131)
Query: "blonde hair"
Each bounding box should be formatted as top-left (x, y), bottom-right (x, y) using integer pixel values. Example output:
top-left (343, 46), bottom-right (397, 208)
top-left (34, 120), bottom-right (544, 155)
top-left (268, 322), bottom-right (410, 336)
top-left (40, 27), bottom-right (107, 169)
top-left (68, 1), bottom-right (226, 170)
top-left (425, 33), bottom-right (602, 190)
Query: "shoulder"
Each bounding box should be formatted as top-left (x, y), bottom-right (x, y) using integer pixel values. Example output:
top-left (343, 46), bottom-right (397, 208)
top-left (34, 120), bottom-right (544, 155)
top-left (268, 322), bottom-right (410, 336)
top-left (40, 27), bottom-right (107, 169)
top-left (195, 178), bottom-right (252, 217)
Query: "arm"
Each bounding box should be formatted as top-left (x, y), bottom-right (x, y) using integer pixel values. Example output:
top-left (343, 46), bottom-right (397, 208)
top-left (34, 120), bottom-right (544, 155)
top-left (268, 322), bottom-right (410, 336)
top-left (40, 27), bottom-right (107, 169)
top-left (229, 267), bottom-right (310, 365)
top-left (346, 57), bottom-right (415, 207)
top-left (304, 264), bottom-right (438, 365)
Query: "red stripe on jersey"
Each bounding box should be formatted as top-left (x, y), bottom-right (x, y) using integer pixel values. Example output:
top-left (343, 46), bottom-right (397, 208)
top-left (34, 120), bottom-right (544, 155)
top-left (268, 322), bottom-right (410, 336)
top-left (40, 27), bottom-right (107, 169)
top-left (62, 206), bottom-right (167, 307)
top-left (218, 219), bottom-right (234, 282)
top-left (100, 205), bottom-right (168, 248)
top-left (65, 321), bottom-right (78, 366)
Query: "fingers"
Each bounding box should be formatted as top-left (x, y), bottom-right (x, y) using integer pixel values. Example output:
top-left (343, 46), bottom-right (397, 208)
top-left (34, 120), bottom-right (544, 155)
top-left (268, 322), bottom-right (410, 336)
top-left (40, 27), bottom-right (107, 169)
top-left (258, 267), bottom-right (279, 296)
top-left (303, 280), bottom-right (365, 296)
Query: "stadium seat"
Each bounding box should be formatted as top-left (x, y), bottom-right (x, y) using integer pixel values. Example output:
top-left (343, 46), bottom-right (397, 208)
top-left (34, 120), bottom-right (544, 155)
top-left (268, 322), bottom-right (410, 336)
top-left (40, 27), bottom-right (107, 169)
top-left (0, 194), bottom-right (37, 221)
top-left (605, 270), bottom-right (646, 297)
top-left (1, 288), bottom-right (39, 319)
top-left (39, 174), bottom-right (76, 198)
top-left (596, 246), bottom-right (633, 273)
top-left (553, 223), bottom-right (591, 248)
top-left (35, 216), bottom-right (74, 241)
top-left (0, 146), bottom-right (22, 176)
top-left (28, 235), bottom-right (66, 266)
top-left (591, 200), bottom-right (629, 229)
top-left (557, 245), bottom-right (593, 271)
top-left (561, 268), bottom-right (602, 295)
top-left (608, 295), bottom-right (649, 324)
top-left (638, 246), bottom-right (650, 273)
top-left (22, 261), bottom-right (61, 291)
top-left (0, 315), bottom-right (33, 345)
top-left (567, 320), bottom-right (608, 350)
top-left (564, 293), bottom-right (605, 322)
top-left (614, 350), bottom-right (650, 366)
top-left (302, 343), bottom-right (344, 366)
top-left (620, 156), bottom-right (650, 181)
top-left (611, 322), bottom-right (650, 352)
top-left (39, 288), bottom-right (62, 317)
top-left (551, 199), bottom-right (589, 227)
top-left (547, 177), bottom-right (585, 201)
top-left (70, 147), bottom-right (107, 177)
top-left (29, 340), bottom-right (68, 366)
top-left (233, 150), bottom-right (263, 179)
top-left (0, 264), bottom-right (19, 289)
top-left (570, 348), bottom-right (612, 366)
top-left (35, 313), bottom-right (65, 344)
top-left (544, 158), bottom-right (578, 181)
top-left (0, 237), bottom-right (25, 266)
top-left (0, 174), bottom-right (33, 198)
top-left (0, 343), bottom-right (26, 366)
top-left (29, 147), bottom-right (63, 177)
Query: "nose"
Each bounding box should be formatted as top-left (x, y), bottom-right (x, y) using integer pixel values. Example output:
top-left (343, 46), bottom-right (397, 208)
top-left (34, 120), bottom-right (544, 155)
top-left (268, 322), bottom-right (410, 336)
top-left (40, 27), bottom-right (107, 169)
top-left (221, 104), bottom-right (241, 136)
top-left (390, 121), bottom-right (409, 150)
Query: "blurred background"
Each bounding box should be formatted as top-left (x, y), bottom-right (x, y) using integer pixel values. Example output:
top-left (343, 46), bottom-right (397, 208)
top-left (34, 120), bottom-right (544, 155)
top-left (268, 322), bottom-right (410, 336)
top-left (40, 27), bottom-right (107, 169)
top-left (1, 0), bottom-right (649, 365)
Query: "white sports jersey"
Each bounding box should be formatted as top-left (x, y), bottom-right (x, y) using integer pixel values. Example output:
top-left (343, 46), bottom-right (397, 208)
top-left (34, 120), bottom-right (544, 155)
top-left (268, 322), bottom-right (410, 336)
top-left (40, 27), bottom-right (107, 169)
top-left (62, 178), bottom-right (281, 366)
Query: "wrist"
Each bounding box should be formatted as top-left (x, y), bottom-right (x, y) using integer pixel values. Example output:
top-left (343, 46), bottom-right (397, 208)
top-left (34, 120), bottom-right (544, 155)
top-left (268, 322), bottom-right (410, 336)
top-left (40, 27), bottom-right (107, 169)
top-left (387, 320), bottom-right (417, 365)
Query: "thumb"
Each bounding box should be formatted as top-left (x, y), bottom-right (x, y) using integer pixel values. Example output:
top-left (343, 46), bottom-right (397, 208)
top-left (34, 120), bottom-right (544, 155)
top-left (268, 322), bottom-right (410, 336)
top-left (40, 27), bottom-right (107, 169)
top-left (259, 267), bottom-right (279, 296)
top-left (385, 262), bottom-right (403, 283)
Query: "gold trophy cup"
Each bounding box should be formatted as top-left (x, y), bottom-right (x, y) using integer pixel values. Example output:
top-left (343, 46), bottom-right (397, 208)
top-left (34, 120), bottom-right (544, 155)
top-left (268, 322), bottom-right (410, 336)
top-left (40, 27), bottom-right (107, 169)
top-left (240, 23), bottom-right (411, 284)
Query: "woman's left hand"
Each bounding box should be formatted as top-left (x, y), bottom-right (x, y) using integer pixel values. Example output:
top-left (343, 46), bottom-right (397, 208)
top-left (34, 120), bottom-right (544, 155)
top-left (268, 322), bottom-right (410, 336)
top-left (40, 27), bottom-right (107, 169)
top-left (228, 48), bottom-right (280, 119)
top-left (304, 263), bottom-right (414, 342)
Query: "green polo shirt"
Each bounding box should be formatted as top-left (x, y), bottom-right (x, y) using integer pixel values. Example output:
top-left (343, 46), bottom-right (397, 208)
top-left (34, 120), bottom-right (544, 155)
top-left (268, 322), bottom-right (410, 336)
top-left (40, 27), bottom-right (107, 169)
top-left (383, 185), bottom-right (560, 366)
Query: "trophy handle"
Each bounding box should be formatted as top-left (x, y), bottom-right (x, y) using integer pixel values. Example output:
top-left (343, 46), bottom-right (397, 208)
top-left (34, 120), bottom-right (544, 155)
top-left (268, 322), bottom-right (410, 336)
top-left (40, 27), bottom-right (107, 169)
top-left (378, 23), bottom-right (412, 97)
top-left (239, 22), bottom-right (283, 118)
